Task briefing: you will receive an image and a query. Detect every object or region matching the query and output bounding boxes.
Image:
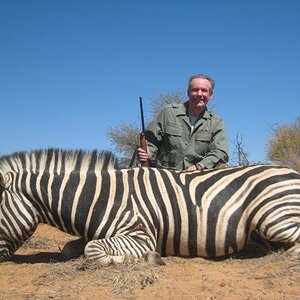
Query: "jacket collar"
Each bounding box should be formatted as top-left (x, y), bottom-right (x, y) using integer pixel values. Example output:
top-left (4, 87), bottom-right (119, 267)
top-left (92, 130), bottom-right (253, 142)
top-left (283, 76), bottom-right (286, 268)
top-left (176, 101), bottom-right (211, 120)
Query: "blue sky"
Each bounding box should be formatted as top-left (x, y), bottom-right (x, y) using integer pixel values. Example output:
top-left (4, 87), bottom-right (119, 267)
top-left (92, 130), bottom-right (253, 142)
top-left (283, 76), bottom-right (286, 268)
top-left (1, 0), bottom-right (299, 164)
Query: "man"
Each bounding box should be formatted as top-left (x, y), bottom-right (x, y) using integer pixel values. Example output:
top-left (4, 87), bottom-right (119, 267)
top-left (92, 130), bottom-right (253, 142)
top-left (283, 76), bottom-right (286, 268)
top-left (137, 74), bottom-right (228, 171)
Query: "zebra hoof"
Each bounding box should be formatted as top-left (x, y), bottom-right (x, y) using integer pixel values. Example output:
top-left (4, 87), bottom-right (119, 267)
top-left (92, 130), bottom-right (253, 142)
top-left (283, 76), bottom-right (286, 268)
top-left (61, 238), bottom-right (87, 260)
top-left (144, 251), bottom-right (166, 265)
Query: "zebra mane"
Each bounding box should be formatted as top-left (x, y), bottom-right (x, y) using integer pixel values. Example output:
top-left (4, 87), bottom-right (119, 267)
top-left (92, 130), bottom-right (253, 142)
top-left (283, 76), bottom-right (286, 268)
top-left (0, 148), bottom-right (118, 174)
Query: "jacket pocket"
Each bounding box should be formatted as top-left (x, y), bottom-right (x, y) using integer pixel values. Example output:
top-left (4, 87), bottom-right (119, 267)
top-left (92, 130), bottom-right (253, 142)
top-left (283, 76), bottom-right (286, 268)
top-left (159, 151), bottom-right (178, 169)
top-left (165, 124), bottom-right (183, 136)
top-left (164, 124), bottom-right (183, 152)
top-left (196, 132), bottom-right (212, 142)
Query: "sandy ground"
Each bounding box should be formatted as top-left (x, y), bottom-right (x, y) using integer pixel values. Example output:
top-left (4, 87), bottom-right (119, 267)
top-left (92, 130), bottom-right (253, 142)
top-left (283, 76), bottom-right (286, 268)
top-left (1, 224), bottom-right (300, 300)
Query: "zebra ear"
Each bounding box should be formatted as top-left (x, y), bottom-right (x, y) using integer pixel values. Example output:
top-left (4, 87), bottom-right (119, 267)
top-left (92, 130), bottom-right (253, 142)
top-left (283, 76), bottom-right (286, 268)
top-left (0, 173), bottom-right (3, 187)
top-left (0, 172), bottom-right (10, 189)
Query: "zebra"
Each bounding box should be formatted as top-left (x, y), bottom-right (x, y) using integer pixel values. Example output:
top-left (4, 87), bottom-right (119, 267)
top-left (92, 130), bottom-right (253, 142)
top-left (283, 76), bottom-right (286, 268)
top-left (0, 149), bottom-right (300, 265)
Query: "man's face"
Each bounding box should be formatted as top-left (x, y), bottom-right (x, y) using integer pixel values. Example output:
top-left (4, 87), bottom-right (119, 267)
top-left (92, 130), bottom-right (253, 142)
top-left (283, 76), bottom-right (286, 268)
top-left (188, 78), bottom-right (213, 110)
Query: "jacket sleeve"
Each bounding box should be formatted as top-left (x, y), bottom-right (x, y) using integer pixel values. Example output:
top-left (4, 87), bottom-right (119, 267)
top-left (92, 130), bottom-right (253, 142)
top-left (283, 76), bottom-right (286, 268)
top-left (200, 118), bottom-right (229, 169)
top-left (144, 110), bottom-right (165, 162)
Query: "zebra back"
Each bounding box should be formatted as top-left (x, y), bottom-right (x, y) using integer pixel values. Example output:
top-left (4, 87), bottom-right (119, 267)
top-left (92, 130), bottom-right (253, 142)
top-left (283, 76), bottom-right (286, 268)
top-left (0, 148), bottom-right (118, 176)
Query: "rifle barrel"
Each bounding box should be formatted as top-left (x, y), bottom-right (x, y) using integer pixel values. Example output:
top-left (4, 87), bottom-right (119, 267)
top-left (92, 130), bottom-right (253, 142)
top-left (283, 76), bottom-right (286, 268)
top-left (139, 97), bottom-right (145, 132)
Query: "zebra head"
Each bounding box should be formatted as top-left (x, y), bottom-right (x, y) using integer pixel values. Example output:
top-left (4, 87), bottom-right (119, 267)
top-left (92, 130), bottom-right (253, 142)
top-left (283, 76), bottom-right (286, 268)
top-left (0, 234), bottom-right (20, 262)
top-left (0, 172), bottom-right (16, 261)
top-left (0, 173), bottom-right (4, 261)
top-left (0, 171), bottom-right (39, 261)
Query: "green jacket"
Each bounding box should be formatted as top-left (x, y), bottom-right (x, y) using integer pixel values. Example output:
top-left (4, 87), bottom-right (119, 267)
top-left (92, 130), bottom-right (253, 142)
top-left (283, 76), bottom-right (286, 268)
top-left (145, 102), bottom-right (229, 170)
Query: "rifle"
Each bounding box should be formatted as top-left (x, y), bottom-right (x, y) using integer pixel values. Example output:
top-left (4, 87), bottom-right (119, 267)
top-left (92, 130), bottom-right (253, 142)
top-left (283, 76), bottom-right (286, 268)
top-left (127, 97), bottom-right (148, 168)
top-left (139, 96), bottom-right (149, 167)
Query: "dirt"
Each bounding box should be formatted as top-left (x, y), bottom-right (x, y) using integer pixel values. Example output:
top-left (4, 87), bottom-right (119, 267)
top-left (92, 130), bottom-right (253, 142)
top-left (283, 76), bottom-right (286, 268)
top-left (0, 224), bottom-right (299, 300)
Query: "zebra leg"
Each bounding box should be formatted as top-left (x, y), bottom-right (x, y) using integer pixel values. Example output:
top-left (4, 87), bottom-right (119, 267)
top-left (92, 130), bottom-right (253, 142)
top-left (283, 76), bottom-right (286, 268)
top-left (256, 218), bottom-right (300, 257)
top-left (144, 251), bottom-right (166, 265)
top-left (84, 229), bottom-right (159, 266)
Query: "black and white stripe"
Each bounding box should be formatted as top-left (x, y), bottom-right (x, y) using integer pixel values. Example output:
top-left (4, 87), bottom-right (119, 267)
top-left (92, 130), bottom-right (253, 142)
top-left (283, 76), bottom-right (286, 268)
top-left (1, 149), bottom-right (300, 264)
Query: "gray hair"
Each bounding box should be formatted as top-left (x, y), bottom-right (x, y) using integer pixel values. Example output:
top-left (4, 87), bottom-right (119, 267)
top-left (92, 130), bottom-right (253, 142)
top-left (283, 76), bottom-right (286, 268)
top-left (188, 74), bottom-right (215, 94)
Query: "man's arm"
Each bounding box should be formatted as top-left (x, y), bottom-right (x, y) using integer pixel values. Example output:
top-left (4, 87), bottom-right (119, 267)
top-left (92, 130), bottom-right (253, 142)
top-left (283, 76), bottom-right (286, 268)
top-left (198, 118), bottom-right (229, 169)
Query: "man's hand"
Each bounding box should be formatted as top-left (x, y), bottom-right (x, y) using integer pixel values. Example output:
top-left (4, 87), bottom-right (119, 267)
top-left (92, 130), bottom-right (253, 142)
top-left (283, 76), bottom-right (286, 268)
top-left (137, 147), bottom-right (149, 164)
top-left (183, 164), bottom-right (205, 172)
top-left (184, 165), bottom-right (197, 172)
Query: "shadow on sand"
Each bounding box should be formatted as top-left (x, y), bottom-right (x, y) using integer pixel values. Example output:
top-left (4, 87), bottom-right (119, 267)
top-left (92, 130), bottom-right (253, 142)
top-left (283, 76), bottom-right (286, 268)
top-left (10, 252), bottom-right (67, 264)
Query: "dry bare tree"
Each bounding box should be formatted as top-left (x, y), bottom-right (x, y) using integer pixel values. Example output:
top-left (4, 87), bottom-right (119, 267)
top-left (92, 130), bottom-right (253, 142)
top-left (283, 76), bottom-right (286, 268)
top-left (267, 117), bottom-right (300, 172)
top-left (231, 131), bottom-right (250, 166)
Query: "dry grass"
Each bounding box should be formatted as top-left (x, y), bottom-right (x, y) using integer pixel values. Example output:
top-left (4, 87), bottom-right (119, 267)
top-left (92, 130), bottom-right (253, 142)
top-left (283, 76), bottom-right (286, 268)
top-left (4, 248), bottom-right (300, 300)
top-left (22, 237), bottom-right (54, 250)
top-left (30, 255), bottom-right (163, 299)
